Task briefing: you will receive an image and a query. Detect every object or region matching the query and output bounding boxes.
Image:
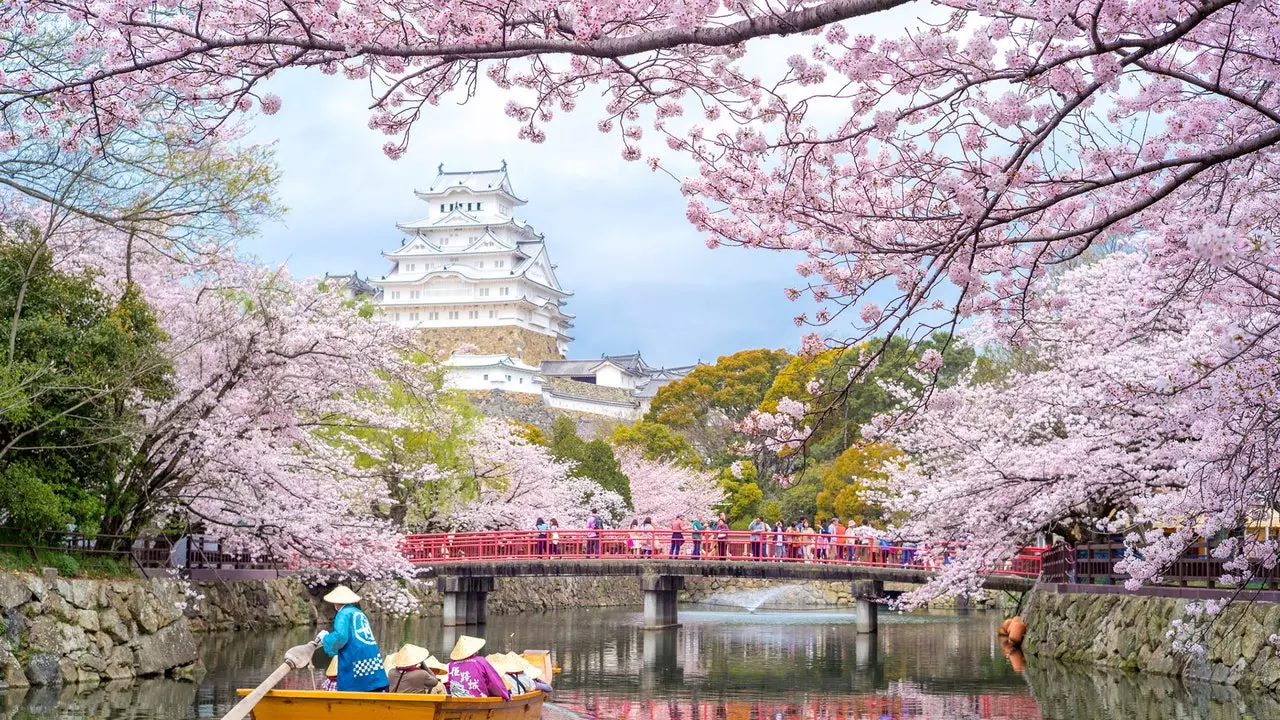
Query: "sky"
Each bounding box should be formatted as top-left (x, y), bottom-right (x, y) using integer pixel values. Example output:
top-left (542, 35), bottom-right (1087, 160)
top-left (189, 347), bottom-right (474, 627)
top-left (242, 72), bottom-right (813, 368)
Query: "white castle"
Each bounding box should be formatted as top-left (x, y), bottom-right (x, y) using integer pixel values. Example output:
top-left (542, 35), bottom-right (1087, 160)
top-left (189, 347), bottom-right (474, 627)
top-left (328, 163), bottom-right (695, 420)
top-left (374, 163), bottom-right (574, 356)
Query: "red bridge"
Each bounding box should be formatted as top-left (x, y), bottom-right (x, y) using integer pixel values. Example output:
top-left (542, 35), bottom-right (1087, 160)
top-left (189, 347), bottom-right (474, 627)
top-left (401, 529), bottom-right (1043, 630)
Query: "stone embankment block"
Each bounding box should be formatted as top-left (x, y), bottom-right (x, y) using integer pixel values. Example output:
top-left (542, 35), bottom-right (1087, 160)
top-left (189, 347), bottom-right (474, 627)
top-left (0, 573), bottom-right (201, 689)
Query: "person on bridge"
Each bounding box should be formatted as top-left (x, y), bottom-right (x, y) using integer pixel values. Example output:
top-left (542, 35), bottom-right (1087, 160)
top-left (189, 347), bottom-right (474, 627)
top-left (748, 517), bottom-right (766, 560)
top-left (641, 517), bottom-right (656, 556)
top-left (549, 518), bottom-right (561, 555)
top-left (670, 513), bottom-right (686, 557)
top-left (715, 513), bottom-right (730, 559)
top-left (535, 517), bottom-right (550, 557)
top-left (586, 509), bottom-right (603, 557)
top-left (316, 585), bottom-right (390, 693)
top-left (691, 516), bottom-right (705, 558)
top-left (448, 636), bottom-right (511, 700)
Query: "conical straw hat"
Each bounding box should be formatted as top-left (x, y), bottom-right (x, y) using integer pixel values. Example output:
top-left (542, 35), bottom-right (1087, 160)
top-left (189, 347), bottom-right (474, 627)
top-left (485, 653), bottom-right (511, 673)
top-left (322, 585), bottom-right (361, 605)
top-left (326, 656), bottom-right (338, 677)
top-left (450, 635), bottom-right (486, 661)
top-left (425, 655), bottom-right (449, 674)
top-left (390, 644), bottom-right (432, 669)
top-left (506, 652), bottom-right (541, 680)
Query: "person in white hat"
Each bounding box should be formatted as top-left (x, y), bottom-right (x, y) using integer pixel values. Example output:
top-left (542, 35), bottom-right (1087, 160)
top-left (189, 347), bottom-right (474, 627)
top-left (446, 635), bottom-right (510, 700)
top-left (498, 652), bottom-right (549, 695)
top-left (314, 585), bottom-right (388, 693)
top-left (385, 644), bottom-right (447, 695)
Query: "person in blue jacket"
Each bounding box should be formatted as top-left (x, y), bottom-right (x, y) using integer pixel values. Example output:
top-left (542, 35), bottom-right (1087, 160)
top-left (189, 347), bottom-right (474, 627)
top-left (315, 585), bottom-right (389, 692)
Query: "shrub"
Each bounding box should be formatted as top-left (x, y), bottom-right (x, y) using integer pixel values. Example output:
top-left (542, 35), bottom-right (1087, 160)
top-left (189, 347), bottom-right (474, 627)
top-left (46, 552), bottom-right (81, 577)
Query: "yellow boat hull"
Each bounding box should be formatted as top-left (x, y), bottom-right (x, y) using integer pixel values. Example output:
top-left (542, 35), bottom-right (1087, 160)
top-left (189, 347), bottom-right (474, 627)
top-left (236, 689), bottom-right (545, 720)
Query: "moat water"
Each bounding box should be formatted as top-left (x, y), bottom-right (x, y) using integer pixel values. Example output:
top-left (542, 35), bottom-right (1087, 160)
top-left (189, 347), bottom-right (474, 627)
top-left (2, 606), bottom-right (1277, 719)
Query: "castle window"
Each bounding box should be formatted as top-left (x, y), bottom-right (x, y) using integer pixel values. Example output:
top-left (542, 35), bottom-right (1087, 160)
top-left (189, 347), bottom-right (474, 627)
top-left (478, 288), bottom-right (490, 297)
top-left (449, 311), bottom-right (459, 320)
top-left (499, 287), bottom-right (510, 296)
top-left (409, 312), bottom-right (420, 321)
top-left (468, 310), bottom-right (479, 319)
top-left (506, 375), bottom-right (512, 382)
top-left (410, 290), bottom-right (420, 299)
top-left (391, 291), bottom-right (401, 300)
top-left (483, 374), bottom-right (489, 381)
top-left (429, 311), bottom-right (439, 320)
top-left (518, 377), bottom-right (523, 384)
top-left (476, 202), bottom-right (483, 211)
top-left (393, 313), bottom-right (401, 321)
top-left (489, 310), bottom-right (497, 319)
top-left (467, 202), bottom-right (473, 211)
top-left (406, 263), bottom-right (415, 271)
top-left (478, 261), bottom-right (485, 269)
top-left (495, 260), bottom-right (505, 268)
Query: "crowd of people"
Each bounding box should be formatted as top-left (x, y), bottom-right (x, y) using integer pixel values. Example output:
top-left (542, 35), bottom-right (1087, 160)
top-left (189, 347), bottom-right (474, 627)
top-left (529, 511), bottom-right (918, 565)
top-left (313, 585), bottom-right (552, 697)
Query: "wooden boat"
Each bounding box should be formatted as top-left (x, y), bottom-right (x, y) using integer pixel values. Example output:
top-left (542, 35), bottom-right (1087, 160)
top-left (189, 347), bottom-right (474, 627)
top-left (238, 650), bottom-right (553, 720)
top-left (236, 688), bottom-right (545, 720)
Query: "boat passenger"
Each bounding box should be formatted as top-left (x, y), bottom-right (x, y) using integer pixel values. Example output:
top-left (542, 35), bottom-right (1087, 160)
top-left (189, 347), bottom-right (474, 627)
top-left (322, 656), bottom-right (338, 691)
top-left (447, 635), bottom-right (511, 700)
top-left (385, 644), bottom-right (447, 694)
top-left (316, 585), bottom-right (389, 693)
top-left (498, 652), bottom-right (549, 694)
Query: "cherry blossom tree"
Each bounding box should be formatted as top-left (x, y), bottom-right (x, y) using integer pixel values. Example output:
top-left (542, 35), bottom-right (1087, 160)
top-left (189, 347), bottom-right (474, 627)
top-left (878, 244), bottom-right (1280, 604)
top-left (454, 419), bottom-right (626, 530)
top-left (615, 447), bottom-right (723, 525)
top-left (55, 231), bottom-right (440, 579)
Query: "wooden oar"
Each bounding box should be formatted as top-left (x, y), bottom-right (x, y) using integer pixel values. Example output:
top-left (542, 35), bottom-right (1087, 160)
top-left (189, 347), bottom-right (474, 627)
top-left (220, 640), bottom-right (319, 720)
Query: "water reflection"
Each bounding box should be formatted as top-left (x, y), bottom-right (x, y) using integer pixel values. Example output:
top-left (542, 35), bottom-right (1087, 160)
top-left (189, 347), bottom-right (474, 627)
top-left (2, 607), bottom-right (1277, 719)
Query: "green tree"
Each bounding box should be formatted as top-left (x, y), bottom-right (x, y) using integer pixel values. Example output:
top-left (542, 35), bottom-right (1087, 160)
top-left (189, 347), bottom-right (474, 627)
top-left (815, 442), bottom-right (900, 527)
top-left (609, 420), bottom-right (700, 467)
top-left (762, 333), bottom-right (976, 462)
top-left (716, 460), bottom-right (762, 525)
top-left (647, 348), bottom-right (791, 428)
top-left (646, 348), bottom-right (791, 467)
top-left (549, 417), bottom-right (632, 508)
top-left (0, 232), bottom-right (172, 537)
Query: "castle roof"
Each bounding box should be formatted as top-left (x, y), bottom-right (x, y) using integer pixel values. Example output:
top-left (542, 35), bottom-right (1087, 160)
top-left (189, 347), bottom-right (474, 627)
top-left (444, 353), bottom-right (541, 372)
top-left (415, 162), bottom-right (526, 203)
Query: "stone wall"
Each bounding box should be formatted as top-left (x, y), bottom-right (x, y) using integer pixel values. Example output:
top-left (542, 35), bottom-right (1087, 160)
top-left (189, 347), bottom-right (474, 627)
top-left (0, 573), bottom-right (201, 690)
top-left (1023, 587), bottom-right (1280, 692)
top-left (466, 390), bottom-right (617, 436)
top-left (419, 326), bottom-right (563, 364)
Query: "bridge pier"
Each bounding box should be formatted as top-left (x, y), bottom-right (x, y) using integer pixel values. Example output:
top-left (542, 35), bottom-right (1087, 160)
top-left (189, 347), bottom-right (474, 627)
top-left (852, 579), bottom-right (882, 633)
top-left (642, 575), bottom-right (683, 629)
top-left (442, 576), bottom-right (494, 626)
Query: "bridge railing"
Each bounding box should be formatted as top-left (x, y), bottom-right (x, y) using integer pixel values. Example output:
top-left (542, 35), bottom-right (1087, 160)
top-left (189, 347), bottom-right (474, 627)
top-left (401, 529), bottom-right (1045, 578)
top-left (1040, 541), bottom-right (1280, 589)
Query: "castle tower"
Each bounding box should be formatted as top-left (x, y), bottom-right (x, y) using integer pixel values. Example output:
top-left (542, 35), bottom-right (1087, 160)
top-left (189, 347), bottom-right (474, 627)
top-left (372, 163), bottom-right (574, 361)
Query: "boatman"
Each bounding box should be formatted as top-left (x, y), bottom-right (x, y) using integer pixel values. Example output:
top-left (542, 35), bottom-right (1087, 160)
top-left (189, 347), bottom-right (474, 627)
top-left (315, 585), bottom-right (389, 693)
